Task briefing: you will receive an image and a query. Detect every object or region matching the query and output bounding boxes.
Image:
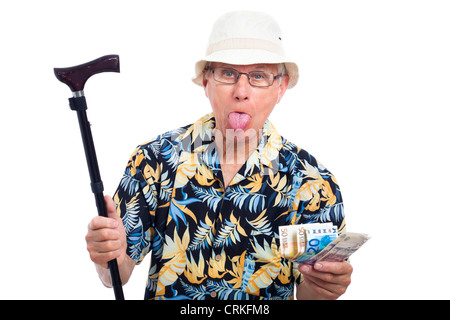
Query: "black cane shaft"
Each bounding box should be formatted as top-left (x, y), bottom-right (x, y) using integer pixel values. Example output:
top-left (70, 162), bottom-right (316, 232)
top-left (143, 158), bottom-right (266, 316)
top-left (109, 259), bottom-right (125, 300)
top-left (76, 111), bottom-right (103, 194)
top-left (94, 191), bottom-right (108, 217)
top-left (75, 108), bottom-right (124, 300)
top-left (55, 55), bottom-right (122, 300)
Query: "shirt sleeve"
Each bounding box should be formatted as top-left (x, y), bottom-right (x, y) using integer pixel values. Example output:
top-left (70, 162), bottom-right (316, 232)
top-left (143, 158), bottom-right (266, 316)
top-left (113, 143), bottom-right (160, 265)
top-left (295, 152), bottom-right (345, 232)
top-left (293, 155), bottom-right (346, 287)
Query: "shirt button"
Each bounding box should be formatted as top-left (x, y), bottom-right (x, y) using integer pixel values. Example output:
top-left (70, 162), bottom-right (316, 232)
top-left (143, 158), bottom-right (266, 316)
top-left (215, 255), bottom-right (221, 262)
top-left (210, 291), bottom-right (217, 298)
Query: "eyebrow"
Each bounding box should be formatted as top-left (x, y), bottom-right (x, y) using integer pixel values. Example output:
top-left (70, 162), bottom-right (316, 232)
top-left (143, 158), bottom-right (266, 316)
top-left (253, 65), bottom-right (268, 70)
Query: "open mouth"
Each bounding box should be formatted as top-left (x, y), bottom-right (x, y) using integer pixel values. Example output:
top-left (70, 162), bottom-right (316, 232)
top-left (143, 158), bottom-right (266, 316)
top-left (228, 112), bottom-right (251, 130)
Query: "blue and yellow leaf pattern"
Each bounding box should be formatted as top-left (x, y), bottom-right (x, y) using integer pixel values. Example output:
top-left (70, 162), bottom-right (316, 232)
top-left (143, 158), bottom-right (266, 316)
top-left (114, 113), bottom-right (345, 300)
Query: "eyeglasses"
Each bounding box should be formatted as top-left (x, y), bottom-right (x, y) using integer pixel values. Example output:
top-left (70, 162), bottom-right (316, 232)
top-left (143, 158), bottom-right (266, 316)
top-left (209, 67), bottom-right (282, 87)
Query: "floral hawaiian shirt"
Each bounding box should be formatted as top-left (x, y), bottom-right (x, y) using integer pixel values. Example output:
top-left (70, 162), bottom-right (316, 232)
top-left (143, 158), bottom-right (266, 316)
top-left (113, 113), bottom-right (345, 300)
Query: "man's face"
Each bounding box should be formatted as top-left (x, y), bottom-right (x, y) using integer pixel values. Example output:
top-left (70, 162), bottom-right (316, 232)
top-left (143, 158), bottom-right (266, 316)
top-left (203, 63), bottom-right (289, 141)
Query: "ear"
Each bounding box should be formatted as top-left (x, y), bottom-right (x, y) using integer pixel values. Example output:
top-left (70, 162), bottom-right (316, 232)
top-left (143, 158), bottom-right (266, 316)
top-left (277, 75), bottom-right (289, 104)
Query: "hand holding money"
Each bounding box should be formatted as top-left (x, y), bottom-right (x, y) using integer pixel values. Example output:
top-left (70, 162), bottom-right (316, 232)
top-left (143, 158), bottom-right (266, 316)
top-left (297, 260), bottom-right (354, 300)
top-left (279, 223), bottom-right (370, 264)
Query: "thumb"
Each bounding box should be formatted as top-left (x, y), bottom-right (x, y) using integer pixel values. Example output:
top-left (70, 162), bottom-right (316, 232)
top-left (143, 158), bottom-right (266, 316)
top-left (104, 195), bottom-right (121, 222)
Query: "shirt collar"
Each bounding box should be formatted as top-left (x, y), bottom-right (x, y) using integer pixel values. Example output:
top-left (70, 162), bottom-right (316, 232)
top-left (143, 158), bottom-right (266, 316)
top-left (180, 113), bottom-right (284, 178)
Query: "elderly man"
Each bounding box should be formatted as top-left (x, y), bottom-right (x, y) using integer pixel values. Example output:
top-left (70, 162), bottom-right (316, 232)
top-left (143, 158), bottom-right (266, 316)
top-left (86, 11), bottom-right (352, 300)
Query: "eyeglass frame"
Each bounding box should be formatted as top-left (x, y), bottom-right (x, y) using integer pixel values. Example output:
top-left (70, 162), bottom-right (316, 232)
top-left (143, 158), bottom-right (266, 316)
top-left (206, 67), bottom-right (283, 87)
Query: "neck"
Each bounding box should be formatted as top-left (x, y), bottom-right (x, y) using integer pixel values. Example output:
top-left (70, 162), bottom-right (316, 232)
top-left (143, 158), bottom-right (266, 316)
top-left (212, 129), bottom-right (260, 189)
top-left (213, 128), bottom-right (260, 166)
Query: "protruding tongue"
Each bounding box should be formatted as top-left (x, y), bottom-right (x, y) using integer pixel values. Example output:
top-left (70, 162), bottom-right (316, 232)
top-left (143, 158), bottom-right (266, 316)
top-left (228, 112), bottom-right (251, 130)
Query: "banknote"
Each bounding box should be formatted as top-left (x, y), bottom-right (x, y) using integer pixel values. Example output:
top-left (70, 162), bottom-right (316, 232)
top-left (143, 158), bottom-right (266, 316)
top-left (296, 223), bottom-right (339, 263)
top-left (279, 223), bottom-right (370, 264)
top-left (279, 225), bottom-right (305, 259)
top-left (279, 223), bottom-right (336, 260)
top-left (293, 232), bottom-right (370, 264)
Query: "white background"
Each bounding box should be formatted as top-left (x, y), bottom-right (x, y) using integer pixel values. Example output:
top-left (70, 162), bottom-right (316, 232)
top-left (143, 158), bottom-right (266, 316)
top-left (1, 0), bottom-right (449, 300)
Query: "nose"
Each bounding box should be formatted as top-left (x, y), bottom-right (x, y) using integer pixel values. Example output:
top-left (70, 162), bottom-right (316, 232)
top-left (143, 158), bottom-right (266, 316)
top-left (233, 75), bottom-right (250, 102)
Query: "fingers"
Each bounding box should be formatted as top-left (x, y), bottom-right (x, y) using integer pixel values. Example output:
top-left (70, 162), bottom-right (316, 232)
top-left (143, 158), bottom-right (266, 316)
top-left (88, 247), bottom-right (123, 269)
top-left (302, 275), bottom-right (346, 300)
top-left (105, 195), bottom-right (121, 221)
top-left (313, 260), bottom-right (353, 275)
top-left (88, 216), bottom-right (118, 231)
top-left (300, 262), bottom-right (352, 285)
top-left (86, 226), bottom-right (122, 268)
top-left (86, 225), bottom-right (121, 242)
top-left (301, 261), bottom-right (352, 281)
top-left (86, 195), bottom-right (126, 268)
top-left (88, 196), bottom-right (120, 230)
top-left (299, 261), bottom-right (353, 299)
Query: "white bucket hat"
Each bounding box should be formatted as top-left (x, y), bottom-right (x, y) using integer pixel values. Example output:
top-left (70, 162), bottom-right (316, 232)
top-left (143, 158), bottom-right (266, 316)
top-left (193, 11), bottom-right (299, 89)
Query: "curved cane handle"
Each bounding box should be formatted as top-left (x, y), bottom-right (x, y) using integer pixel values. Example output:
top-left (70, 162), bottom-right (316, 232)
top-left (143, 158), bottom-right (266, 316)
top-left (54, 55), bottom-right (120, 92)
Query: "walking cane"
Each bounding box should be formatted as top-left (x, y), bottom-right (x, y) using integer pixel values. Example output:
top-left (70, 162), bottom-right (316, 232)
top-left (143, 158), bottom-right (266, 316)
top-left (54, 55), bottom-right (125, 300)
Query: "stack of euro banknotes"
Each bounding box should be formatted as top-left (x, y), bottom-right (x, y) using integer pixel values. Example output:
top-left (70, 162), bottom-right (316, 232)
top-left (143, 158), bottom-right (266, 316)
top-left (279, 223), bottom-right (370, 264)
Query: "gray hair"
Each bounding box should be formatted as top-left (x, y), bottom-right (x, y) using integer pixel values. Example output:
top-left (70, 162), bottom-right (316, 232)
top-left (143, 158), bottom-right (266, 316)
top-left (277, 63), bottom-right (286, 76)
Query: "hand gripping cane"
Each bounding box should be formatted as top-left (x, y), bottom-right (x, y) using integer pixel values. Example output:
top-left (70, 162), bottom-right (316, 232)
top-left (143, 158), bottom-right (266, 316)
top-left (54, 55), bottom-right (125, 300)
